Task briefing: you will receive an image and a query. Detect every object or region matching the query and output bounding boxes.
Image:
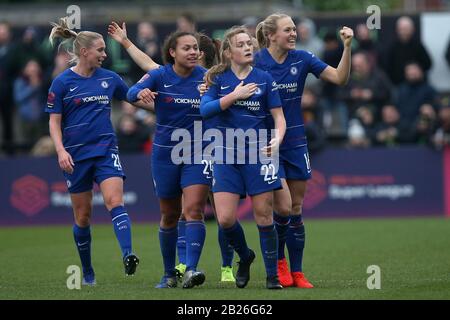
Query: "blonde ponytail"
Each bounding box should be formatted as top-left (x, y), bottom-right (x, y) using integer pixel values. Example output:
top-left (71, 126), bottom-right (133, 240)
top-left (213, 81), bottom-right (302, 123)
top-left (256, 13), bottom-right (290, 48)
top-left (255, 21), bottom-right (267, 48)
top-left (49, 17), bottom-right (103, 64)
top-left (49, 17), bottom-right (78, 46)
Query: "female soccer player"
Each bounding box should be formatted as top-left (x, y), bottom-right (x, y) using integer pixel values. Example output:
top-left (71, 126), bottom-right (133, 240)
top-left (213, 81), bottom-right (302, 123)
top-left (200, 26), bottom-right (286, 289)
top-left (255, 13), bottom-right (353, 288)
top-left (108, 22), bottom-right (235, 282)
top-left (46, 18), bottom-right (147, 285)
top-left (127, 31), bottom-right (210, 289)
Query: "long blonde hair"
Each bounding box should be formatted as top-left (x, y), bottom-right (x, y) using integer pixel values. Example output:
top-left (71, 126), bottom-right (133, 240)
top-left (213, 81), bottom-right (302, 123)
top-left (49, 17), bottom-right (103, 64)
top-left (255, 13), bottom-right (290, 48)
top-left (204, 26), bottom-right (252, 86)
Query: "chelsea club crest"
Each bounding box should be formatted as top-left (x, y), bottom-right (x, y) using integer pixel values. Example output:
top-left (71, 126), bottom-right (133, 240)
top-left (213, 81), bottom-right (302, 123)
top-left (290, 66), bottom-right (298, 75)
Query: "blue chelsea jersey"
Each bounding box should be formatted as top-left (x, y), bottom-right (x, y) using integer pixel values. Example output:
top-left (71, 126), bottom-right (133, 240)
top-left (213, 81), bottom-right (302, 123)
top-left (202, 67), bottom-right (281, 156)
top-left (127, 64), bottom-right (206, 150)
top-left (46, 67), bottom-right (128, 161)
top-left (254, 48), bottom-right (328, 150)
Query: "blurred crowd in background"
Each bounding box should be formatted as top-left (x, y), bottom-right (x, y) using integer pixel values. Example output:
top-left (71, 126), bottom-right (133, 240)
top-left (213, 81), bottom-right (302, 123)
top-left (1, 12), bottom-right (450, 158)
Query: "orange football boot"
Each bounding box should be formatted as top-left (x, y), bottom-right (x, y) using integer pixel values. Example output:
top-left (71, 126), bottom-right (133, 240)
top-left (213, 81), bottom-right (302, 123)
top-left (291, 272), bottom-right (314, 288)
top-left (277, 258), bottom-right (294, 287)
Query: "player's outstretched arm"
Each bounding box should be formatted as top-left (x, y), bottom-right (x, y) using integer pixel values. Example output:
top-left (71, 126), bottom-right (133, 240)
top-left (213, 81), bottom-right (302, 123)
top-left (108, 21), bottom-right (160, 72)
top-left (320, 26), bottom-right (353, 86)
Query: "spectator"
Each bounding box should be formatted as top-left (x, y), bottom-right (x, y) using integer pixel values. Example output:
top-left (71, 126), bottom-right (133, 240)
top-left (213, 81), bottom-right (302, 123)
top-left (50, 51), bottom-right (71, 79)
top-left (0, 22), bottom-right (15, 154)
top-left (129, 22), bottom-right (162, 82)
top-left (30, 135), bottom-right (56, 157)
top-left (296, 18), bottom-right (325, 89)
top-left (413, 103), bottom-right (438, 145)
top-left (322, 30), bottom-right (342, 69)
top-left (432, 106), bottom-right (450, 150)
top-left (122, 101), bottom-right (156, 154)
top-left (395, 61), bottom-right (437, 123)
top-left (353, 23), bottom-right (379, 66)
top-left (11, 26), bottom-right (47, 75)
top-left (295, 18), bottom-right (324, 59)
top-left (374, 104), bottom-right (413, 146)
top-left (301, 87), bottom-right (326, 154)
top-left (176, 13), bottom-right (196, 33)
top-left (338, 51), bottom-right (392, 119)
top-left (116, 114), bottom-right (152, 154)
top-left (384, 16), bottom-right (432, 85)
top-left (43, 50), bottom-right (71, 92)
top-left (13, 59), bottom-right (47, 149)
top-left (321, 30), bottom-right (348, 136)
top-left (241, 16), bottom-right (258, 37)
top-left (347, 106), bottom-right (376, 148)
top-left (119, 100), bottom-right (156, 134)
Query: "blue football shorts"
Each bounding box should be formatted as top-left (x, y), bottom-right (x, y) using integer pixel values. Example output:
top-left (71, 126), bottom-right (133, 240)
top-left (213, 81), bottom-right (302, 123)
top-left (151, 161), bottom-right (211, 198)
top-left (278, 145), bottom-right (312, 181)
top-left (63, 149), bottom-right (126, 193)
top-left (212, 162), bottom-right (282, 197)
top-left (150, 144), bottom-right (211, 198)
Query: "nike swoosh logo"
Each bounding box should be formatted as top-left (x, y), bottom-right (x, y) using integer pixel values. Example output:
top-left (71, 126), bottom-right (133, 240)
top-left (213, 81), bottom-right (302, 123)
top-left (116, 220), bottom-right (127, 226)
top-left (267, 180), bottom-right (277, 184)
top-left (69, 87), bottom-right (78, 92)
top-left (164, 84), bottom-right (174, 88)
top-left (77, 241), bottom-right (89, 246)
top-left (221, 85), bottom-right (230, 90)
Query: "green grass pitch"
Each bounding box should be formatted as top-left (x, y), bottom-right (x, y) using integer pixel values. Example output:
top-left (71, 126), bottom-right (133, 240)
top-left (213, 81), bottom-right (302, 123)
top-left (1, 217), bottom-right (449, 300)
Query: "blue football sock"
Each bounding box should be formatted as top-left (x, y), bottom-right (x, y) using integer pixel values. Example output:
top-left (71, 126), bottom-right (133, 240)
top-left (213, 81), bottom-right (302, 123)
top-left (185, 221), bottom-right (206, 272)
top-left (257, 224), bottom-right (278, 278)
top-left (110, 206), bottom-right (132, 258)
top-left (218, 224), bottom-right (234, 267)
top-left (73, 224), bottom-right (93, 274)
top-left (223, 221), bottom-right (251, 262)
top-left (273, 212), bottom-right (290, 260)
top-left (159, 226), bottom-right (177, 277)
top-left (177, 219), bottom-right (186, 265)
top-left (286, 215), bottom-right (305, 272)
